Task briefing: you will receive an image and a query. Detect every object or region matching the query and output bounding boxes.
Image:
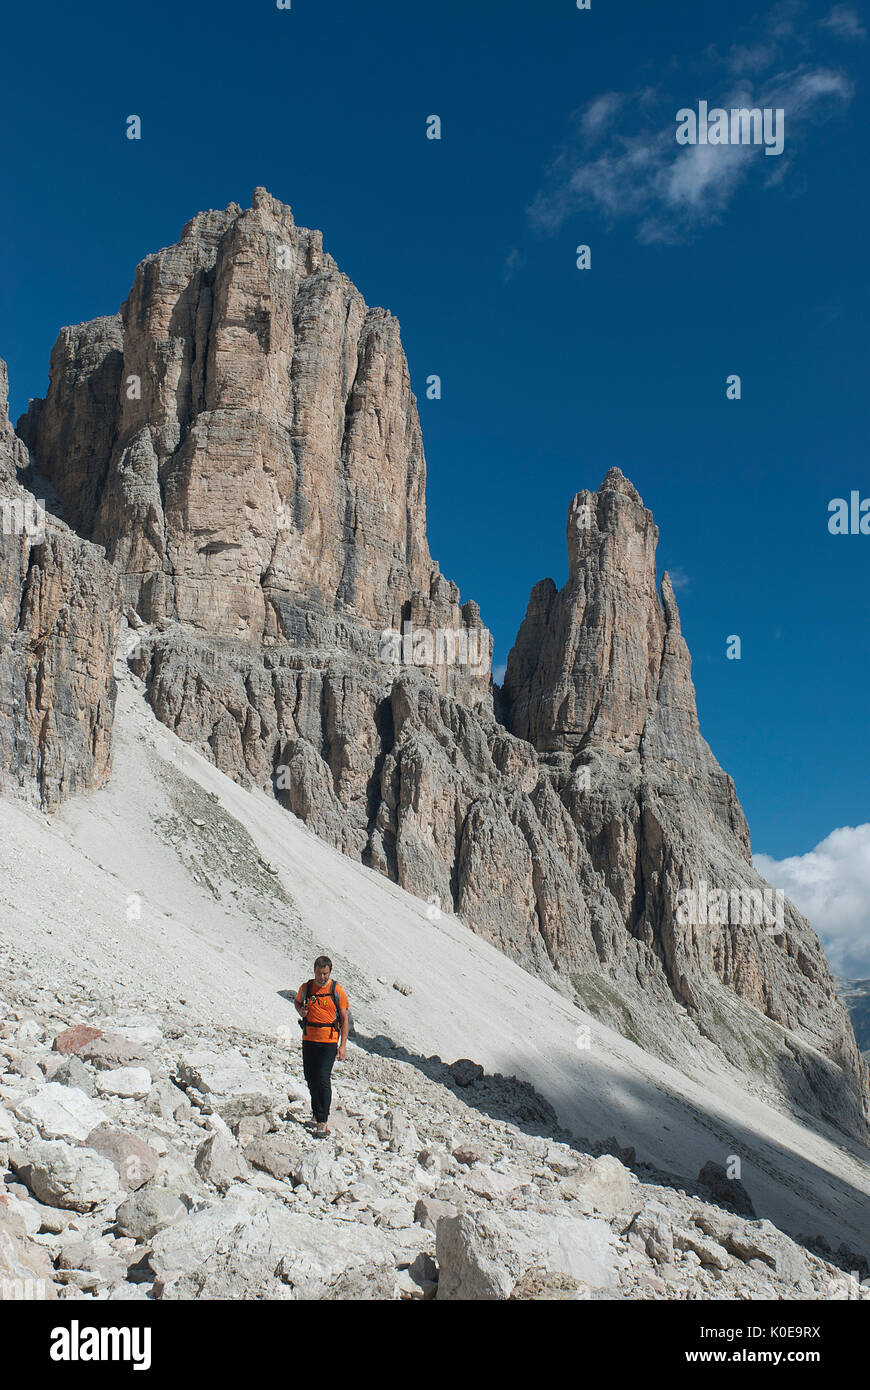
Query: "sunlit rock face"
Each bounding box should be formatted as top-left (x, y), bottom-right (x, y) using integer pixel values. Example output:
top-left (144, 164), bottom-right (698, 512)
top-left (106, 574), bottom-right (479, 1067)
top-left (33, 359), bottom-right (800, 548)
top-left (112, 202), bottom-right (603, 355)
top-left (0, 359), bottom-right (121, 808)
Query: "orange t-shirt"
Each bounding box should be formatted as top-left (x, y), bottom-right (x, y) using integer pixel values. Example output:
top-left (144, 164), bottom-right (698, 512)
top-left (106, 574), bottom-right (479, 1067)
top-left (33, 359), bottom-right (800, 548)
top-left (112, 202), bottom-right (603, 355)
top-left (297, 980), bottom-right (348, 1041)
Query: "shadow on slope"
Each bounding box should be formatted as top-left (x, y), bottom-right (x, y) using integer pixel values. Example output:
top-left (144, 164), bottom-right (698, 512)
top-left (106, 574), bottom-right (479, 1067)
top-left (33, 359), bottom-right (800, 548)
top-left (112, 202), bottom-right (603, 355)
top-left (346, 1025), bottom-right (870, 1276)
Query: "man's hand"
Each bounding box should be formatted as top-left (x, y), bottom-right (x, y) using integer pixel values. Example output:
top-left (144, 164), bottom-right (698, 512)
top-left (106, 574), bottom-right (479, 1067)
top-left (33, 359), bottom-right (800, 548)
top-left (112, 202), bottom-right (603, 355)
top-left (337, 1044), bottom-right (346, 1061)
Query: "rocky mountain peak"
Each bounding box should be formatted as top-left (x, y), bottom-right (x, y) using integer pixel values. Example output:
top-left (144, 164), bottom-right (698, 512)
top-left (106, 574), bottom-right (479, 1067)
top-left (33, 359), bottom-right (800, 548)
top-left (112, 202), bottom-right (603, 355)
top-left (17, 191), bottom-right (481, 670)
top-left (251, 185), bottom-right (293, 219)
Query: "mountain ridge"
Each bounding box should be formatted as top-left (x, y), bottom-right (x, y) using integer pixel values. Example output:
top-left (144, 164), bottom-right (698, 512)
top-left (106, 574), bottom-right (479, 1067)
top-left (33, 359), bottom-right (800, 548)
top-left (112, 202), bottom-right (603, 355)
top-left (2, 189), bottom-right (867, 1144)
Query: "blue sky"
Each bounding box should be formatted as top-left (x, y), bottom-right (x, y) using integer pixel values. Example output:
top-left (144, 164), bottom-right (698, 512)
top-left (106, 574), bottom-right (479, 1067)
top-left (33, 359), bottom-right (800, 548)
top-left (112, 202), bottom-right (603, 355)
top-left (1, 0), bottom-right (867, 914)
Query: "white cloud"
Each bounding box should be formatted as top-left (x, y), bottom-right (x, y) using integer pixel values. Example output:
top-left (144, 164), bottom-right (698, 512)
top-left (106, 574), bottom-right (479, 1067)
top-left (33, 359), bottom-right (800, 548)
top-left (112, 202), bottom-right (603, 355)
top-left (580, 92), bottom-right (625, 139)
top-left (492, 662), bottom-right (507, 684)
top-left (767, 0), bottom-right (802, 39)
top-left (754, 824), bottom-right (870, 978)
top-left (727, 42), bottom-right (780, 74)
top-left (760, 64), bottom-right (854, 112)
top-left (662, 139), bottom-right (747, 213)
top-left (503, 247), bottom-right (523, 281)
top-left (667, 567), bottom-right (690, 592)
top-left (821, 4), bottom-right (867, 39)
top-left (529, 110), bottom-right (759, 245)
top-left (527, 21), bottom-right (855, 245)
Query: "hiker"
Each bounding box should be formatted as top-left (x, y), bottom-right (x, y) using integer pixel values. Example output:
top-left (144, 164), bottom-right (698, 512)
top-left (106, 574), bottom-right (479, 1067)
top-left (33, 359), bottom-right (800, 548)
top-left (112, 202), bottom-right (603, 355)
top-left (295, 956), bottom-right (349, 1137)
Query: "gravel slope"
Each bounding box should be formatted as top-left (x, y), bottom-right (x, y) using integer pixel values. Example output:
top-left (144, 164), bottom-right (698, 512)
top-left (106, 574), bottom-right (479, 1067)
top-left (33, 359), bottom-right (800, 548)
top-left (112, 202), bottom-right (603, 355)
top-left (1, 655), bottom-right (869, 1261)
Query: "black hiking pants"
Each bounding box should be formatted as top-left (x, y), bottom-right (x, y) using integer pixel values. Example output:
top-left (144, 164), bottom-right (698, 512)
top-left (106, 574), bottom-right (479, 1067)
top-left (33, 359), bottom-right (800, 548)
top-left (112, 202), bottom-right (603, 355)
top-left (302, 1040), bottom-right (338, 1122)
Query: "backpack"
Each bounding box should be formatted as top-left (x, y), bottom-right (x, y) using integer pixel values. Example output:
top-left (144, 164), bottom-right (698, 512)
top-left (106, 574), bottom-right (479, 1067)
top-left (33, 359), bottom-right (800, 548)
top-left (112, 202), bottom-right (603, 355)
top-left (298, 979), bottom-right (341, 1037)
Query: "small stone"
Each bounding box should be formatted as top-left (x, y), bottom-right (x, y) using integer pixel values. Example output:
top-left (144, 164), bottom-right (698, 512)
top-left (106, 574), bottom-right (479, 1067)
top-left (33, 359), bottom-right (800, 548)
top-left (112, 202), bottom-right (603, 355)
top-left (448, 1059), bottom-right (484, 1088)
top-left (452, 1142), bottom-right (488, 1167)
top-left (115, 1189), bottom-right (187, 1242)
top-left (233, 1114), bottom-right (271, 1143)
top-left (52, 1026), bottom-right (103, 1056)
top-left (461, 1166), bottom-right (521, 1200)
top-left (560, 1154), bottom-right (633, 1217)
top-left (294, 1149), bottom-right (351, 1201)
top-left (194, 1132), bottom-right (250, 1194)
top-left (49, 1056), bottom-right (96, 1097)
top-left (95, 1068), bottom-right (152, 1099)
top-left (697, 1161), bottom-right (756, 1218)
top-left (628, 1201), bottom-right (674, 1264)
top-left (12, 1085), bottom-right (107, 1143)
top-left (12, 1140), bottom-right (123, 1211)
top-left (673, 1226), bottom-right (732, 1271)
top-left (85, 1128), bottom-right (159, 1191)
top-left (80, 1036), bottom-right (153, 1072)
top-left (244, 1135), bottom-right (302, 1181)
top-left (13, 1021), bottom-right (44, 1046)
top-left (145, 1080), bottom-right (191, 1121)
top-left (726, 1221), bottom-right (808, 1284)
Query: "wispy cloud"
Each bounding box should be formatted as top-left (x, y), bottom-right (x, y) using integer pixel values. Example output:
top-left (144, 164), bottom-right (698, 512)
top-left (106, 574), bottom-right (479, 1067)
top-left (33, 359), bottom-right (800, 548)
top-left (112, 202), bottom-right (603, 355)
top-left (526, 7), bottom-right (855, 246)
top-left (580, 92), bottom-right (625, 139)
top-left (503, 247), bottom-right (523, 282)
top-left (726, 42), bottom-right (781, 74)
top-left (821, 4), bottom-right (867, 38)
top-left (755, 824), bottom-right (870, 977)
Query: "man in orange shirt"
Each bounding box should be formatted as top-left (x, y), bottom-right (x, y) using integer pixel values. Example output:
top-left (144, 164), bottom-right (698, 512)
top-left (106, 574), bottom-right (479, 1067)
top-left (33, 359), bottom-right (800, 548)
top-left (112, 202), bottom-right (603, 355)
top-left (295, 955), bottom-right (349, 1138)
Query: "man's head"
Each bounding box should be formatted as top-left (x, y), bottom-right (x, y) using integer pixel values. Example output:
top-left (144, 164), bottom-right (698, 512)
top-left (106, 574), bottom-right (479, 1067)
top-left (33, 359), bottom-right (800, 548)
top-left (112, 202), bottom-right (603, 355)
top-left (313, 955), bottom-right (332, 987)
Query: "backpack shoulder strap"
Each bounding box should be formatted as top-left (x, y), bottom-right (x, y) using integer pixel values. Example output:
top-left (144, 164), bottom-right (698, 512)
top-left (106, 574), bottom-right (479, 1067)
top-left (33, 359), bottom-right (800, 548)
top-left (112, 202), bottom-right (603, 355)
top-left (298, 980), bottom-right (312, 1034)
top-left (330, 980), bottom-right (341, 1032)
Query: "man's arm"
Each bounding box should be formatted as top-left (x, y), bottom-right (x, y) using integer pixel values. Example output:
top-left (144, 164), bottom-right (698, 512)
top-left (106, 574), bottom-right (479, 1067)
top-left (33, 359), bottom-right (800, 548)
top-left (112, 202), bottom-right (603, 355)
top-left (295, 987), bottom-right (308, 1018)
top-left (337, 1007), bottom-right (349, 1059)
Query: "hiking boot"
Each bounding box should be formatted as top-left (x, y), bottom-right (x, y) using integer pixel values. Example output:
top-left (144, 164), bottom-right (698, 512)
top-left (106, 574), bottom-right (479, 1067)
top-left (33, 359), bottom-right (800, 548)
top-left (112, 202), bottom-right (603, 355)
top-left (313, 1122), bottom-right (329, 1139)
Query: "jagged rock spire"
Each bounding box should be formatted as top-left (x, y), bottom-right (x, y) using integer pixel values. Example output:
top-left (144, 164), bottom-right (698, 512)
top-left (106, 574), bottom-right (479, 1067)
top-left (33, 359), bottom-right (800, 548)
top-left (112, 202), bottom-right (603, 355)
top-left (505, 470), bottom-right (697, 759)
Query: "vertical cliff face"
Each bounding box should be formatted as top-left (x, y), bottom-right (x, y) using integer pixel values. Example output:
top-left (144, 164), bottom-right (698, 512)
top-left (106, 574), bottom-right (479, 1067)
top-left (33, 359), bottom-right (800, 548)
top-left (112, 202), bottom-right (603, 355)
top-left (506, 470), bottom-right (665, 754)
top-left (503, 468), bottom-right (749, 844)
top-left (0, 361), bottom-right (121, 808)
top-left (7, 194), bottom-right (868, 1139)
top-left (18, 189), bottom-right (486, 681)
